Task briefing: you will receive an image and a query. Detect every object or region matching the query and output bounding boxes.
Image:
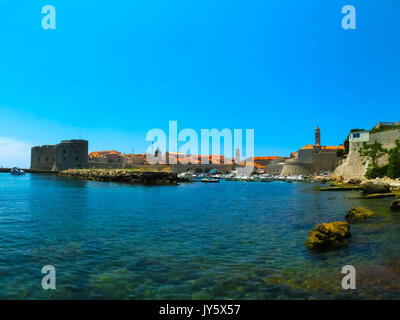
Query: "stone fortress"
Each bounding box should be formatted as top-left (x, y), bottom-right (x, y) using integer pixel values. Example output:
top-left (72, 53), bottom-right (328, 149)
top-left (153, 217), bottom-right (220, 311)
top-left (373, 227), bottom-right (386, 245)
top-left (30, 140), bottom-right (88, 171)
top-left (280, 126), bottom-right (343, 177)
top-left (334, 122), bottom-right (400, 180)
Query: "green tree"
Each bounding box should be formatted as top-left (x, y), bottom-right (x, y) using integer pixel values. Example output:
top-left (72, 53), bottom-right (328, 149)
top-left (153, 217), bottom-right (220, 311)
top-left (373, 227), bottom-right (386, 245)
top-left (359, 142), bottom-right (388, 167)
top-left (343, 137), bottom-right (349, 154)
top-left (350, 129), bottom-right (365, 132)
top-left (336, 148), bottom-right (346, 157)
top-left (359, 142), bottom-right (388, 179)
top-left (386, 140), bottom-right (400, 178)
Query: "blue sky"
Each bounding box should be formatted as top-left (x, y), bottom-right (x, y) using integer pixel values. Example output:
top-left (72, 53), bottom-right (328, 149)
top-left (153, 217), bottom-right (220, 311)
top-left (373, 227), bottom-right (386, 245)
top-left (0, 0), bottom-right (399, 167)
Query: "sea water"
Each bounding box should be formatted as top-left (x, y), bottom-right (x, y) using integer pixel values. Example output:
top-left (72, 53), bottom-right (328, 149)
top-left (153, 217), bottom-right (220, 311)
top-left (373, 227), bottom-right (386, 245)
top-left (1, 173), bottom-right (399, 299)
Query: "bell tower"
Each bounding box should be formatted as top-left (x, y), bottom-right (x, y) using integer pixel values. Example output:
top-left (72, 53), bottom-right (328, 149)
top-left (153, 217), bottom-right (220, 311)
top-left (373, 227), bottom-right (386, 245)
top-left (235, 148), bottom-right (241, 164)
top-left (315, 126), bottom-right (321, 146)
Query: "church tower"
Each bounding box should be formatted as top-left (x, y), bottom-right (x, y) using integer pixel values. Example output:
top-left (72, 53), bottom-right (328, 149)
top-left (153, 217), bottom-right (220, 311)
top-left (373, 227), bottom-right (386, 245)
top-left (315, 126), bottom-right (321, 146)
top-left (235, 148), bottom-right (241, 164)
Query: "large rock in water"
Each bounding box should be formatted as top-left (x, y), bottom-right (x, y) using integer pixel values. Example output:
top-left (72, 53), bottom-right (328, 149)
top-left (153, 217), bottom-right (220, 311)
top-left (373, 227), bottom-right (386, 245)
top-left (345, 206), bottom-right (374, 222)
top-left (360, 181), bottom-right (390, 195)
top-left (305, 222), bottom-right (351, 251)
top-left (391, 199), bottom-right (400, 212)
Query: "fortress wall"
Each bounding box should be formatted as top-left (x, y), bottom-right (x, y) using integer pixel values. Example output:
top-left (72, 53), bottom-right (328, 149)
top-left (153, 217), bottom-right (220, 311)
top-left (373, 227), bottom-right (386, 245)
top-left (266, 163), bottom-right (284, 175)
top-left (281, 152), bottom-right (340, 177)
top-left (369, 129), bottom-right (400, 167)
top-left (31, 140), bottom-right (88, 171)
top-left (334, 128), bottom-right (400, 180)
top-left (298, 149), bottom-right (313, 163)
top-left (54, 140), bottom-right (88, 171)
top-left (370, 129), bottom-right (400, 148)
top-left (333, 142), bottom-right (366, 180)
top-left (30, 146), bottom-right (55, 170)
top-left (281, 162), bottom-right (313, 176)
top-left (312, 152), bottom-right (341, 172)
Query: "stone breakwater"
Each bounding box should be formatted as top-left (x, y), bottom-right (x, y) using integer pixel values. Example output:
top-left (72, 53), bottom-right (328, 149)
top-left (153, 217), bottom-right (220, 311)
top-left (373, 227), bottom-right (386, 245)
top-left (59, 169), bottom-right (179, 185)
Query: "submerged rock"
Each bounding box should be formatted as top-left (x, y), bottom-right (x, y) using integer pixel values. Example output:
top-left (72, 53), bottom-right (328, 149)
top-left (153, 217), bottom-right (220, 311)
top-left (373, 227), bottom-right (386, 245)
top-left (391, 200), bottom-right (400, 212)
top-left (361, 181), bottom-right (391, 195)
top-left (346, 206), bottom-right (374, 222)
top-left (305, 222), bottom-right (351, 251)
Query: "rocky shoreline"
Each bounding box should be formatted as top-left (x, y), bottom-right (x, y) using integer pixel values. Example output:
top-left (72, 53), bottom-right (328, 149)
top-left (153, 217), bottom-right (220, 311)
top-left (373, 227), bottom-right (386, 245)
top-left (59, 169), bottom-right (179, 185)
top-left (330, 175), bottom-right (400, 190)
top-left (321, 176), bottom-right (400, 200)
top-left (305, 175), bottom-right (400, 251)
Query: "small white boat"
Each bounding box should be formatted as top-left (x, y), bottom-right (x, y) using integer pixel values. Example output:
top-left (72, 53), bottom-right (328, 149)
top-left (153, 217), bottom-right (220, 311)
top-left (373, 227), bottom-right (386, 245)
top-left (178, 172), bottom-right (195, 181)
top-left (247, 176), bottom-right (260, 182)
top-left (286, 175), bottom-right (305, 182)
top-left (11, 167), bottom-right (25, 175)
top-left (201, 178), bottom-right (219, 183)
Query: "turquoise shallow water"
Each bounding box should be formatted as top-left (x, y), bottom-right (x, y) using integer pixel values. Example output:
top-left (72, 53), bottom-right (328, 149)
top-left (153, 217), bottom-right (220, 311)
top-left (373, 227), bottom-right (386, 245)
top-left (1, 173), bottom-right (400, 299)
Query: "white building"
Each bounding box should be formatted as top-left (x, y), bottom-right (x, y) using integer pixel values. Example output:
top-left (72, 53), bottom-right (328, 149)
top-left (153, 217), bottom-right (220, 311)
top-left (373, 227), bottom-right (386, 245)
top-left (349, 130), bottom-right (370, 143)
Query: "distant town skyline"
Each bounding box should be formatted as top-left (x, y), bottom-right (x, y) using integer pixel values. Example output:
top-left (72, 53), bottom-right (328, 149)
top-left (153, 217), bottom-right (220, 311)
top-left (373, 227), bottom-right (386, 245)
top-left (1, 0), bottom-right (399, 167)
top-left (0, 121), bottom-right (392, 168)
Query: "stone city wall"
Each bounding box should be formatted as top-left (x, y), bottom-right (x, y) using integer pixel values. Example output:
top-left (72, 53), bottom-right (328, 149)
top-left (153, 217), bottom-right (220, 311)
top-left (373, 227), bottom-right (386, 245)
top-left (281, 162), bottom-right (314, 177)
top-left (87, 162), bottom-right (235, 173)
top-left (334, 128), bottom-right (400, 181)
top-left (266, 163), bottom-right (284, 175)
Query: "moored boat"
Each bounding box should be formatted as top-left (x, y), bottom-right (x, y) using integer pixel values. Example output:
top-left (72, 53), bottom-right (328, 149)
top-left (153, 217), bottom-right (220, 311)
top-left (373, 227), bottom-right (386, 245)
top-left (11, 167), bottom-right (25, 175)
top-left (178, 172), bottom-right (195, 182)
top-left (201, 178), bottom-right (219, 183)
